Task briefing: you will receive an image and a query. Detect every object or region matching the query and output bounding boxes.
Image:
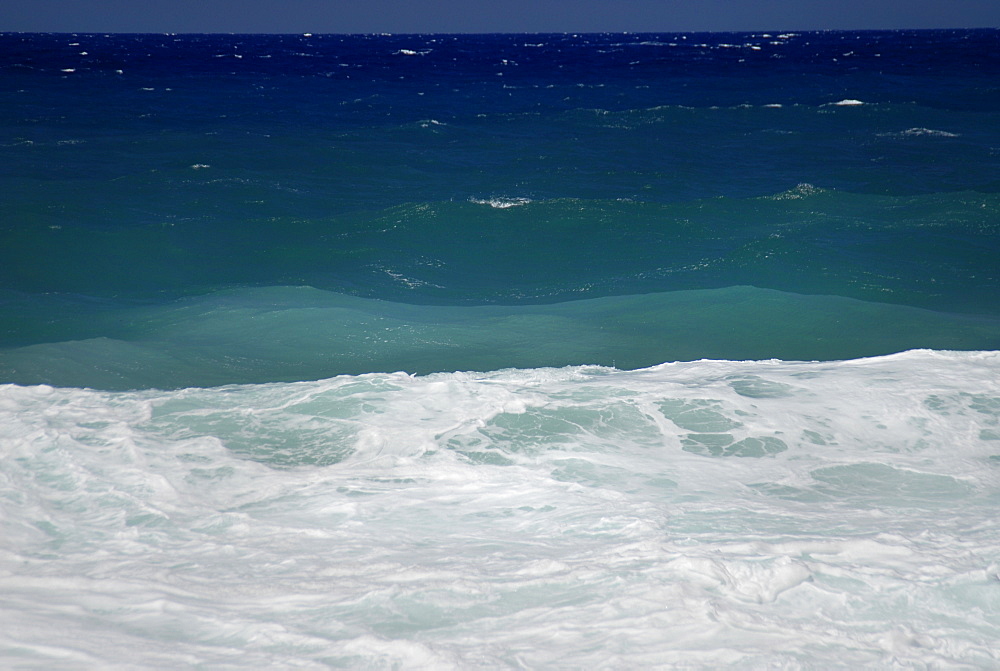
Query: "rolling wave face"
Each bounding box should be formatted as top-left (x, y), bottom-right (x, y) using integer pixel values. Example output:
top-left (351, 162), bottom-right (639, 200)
top-left (1, 285), bottom-right (998, 389)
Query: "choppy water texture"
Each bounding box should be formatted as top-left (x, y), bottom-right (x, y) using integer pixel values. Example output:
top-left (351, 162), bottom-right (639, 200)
top-left (2, 30), bottom-right (1000, 668)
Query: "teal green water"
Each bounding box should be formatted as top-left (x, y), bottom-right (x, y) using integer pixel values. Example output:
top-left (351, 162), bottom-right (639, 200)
top-left (2, 285), bottom-right (996, 389)
top-left (2, 32), bottom-right (998, 388)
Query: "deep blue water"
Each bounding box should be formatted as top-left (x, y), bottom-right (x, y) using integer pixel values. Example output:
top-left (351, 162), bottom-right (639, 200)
top-left (1, 30), bottom-right (999, 387)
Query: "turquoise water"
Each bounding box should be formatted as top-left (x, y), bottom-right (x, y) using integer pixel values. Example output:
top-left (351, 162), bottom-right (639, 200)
top-left (2, 284), bottom-right (998, 389)
top-left (2, 32), bottom-right (999, 387)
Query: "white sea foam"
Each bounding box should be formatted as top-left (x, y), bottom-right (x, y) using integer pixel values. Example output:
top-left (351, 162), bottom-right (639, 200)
top-left (827, 98), bottom-right (866, 106)
top-left (1, 350), bottom-right (999, 668)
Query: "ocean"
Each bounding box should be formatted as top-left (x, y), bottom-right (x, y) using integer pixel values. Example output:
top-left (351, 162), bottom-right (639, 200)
top-left (1, 30), bottom-right (999, 667)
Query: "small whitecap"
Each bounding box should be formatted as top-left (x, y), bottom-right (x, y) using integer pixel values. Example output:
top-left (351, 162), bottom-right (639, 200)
top-left (469, 196), bottom-right (532, 209)
top-left (190, 164), bottom-right (211, 170)
top-left (898, 127), bottom-right (960, 138)
top-left (828, 99), bottom-right (865, 106)
top-left (875, 127), bottom-right (960, 140)
top-left (60, 68), bottom-right (76, 73)
top-left (769, 183), bottom-right (823, 200)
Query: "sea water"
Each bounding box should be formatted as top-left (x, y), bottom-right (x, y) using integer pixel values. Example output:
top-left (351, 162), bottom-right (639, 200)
top-left (1, 31), bottom-right (999, 668)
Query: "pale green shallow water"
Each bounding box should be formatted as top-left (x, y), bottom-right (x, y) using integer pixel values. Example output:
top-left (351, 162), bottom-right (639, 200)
top-left (2, 284), bottom-right (999, 389)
